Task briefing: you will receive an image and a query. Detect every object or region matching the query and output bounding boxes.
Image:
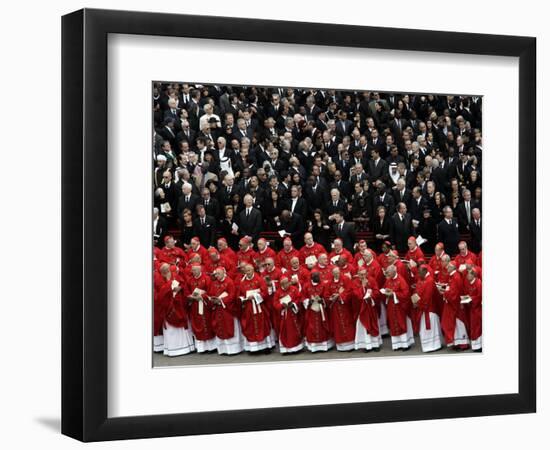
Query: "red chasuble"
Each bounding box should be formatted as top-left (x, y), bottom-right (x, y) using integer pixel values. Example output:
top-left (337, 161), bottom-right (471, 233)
top-left (237, 247), bottom-right (258, 269)
top-left (256, 246), bottom-right (277, 267)
top-left (299, 243), bottom-right (326, 263)
top-left (463, 277), bottom-right (482, 342)
top-left (313, 263), bottom-right (335, 283)
top-left (412, 273), bottom-right (438, 334)
top-left (277, 248), bottom-right (300, 271)
top-left (208, 275), bottom-right (238, 340)
top-left (352, 278), bottom-right (382, 336)
top-left (186, 273), bottom-right (214, 341)
top-left (454, 251), bottom-right (478, 268)
top-left (154, 275), bottom-right (186, 335)
top-left (272, 285), bottom-right (303, 349)
top-left (237, 274), bottom-right (271, 342)
top-left (302, 281), bottom-right (331, 344)
top-left (440, 271), bottom-right (467, 343)
top-left (383, 274), bottom-right (412, 336)
top-left (219, 247), bottom-right (238, 267)
top-left (323, 276), bottom-right (356, 344)
top-left (159, 246), bottom-right (187, 269)
top-left (429, 252), bottom-right (447, 279)
top-left (406, 246), bottom-right (425, 263)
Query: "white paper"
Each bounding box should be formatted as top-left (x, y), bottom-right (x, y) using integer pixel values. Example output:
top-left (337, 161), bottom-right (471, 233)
top-left (416, 235), bottom-right (427, 246)
top-left (305, 255), bottom-right (317, 266)
top-left (231, 222), bottom-right (239, 232)
top-left (279, 294), bottom-right (292, 305)
top-left (278, 230), bottom-right (287, 237)
top-left (330, 255), bottom-right (339, 264)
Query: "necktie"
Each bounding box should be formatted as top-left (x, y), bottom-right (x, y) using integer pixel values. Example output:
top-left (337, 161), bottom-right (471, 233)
top-left (201, 218), bottom-right (205, 225)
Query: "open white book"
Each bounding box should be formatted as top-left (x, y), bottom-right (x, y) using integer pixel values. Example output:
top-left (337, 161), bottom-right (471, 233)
top-left (279, 294), bottom-right (292, 305)
top-left (460, 295), bottom-right (473, 304)
top-left (305, 255), bottom-right (317, 267)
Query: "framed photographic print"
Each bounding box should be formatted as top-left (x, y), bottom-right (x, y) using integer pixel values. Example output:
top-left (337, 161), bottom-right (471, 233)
top-left (62, 8), bottom-right (536, 442)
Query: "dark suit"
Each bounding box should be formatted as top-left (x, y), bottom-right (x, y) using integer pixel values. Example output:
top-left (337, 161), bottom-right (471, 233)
top-left (330, 180), bottom-right (352, 201)
top-left (326, 199), bottom-right (348, 217)
top-left (367, 158), bottom-right (388, 183)
top-left (281, 213), bottom-right (305, 247)
top-left (286, 197), bottom-right (308, 219)
top-left (373, 192), bottom-right (396, 216)
top-left (333, 221), bottom-right (356, 252)
top-left (437, 218), bottom-right (460, 256)
top-left (177, 194), bottom-right (200, 218)
top-left (238, 207), bottom-right (263, 242)
top-left (193, 215), bottom-right (217, 247)
top-left (470, 218), bottom-right (482, 253)
top-left (409, 196), bottom-right (428, 222)
top-left (200, 197), bottom-right (220, 219)
top-left (393, 188), bottom-right (412, 209)
top-left (390, 212), bottom-right (414, 253)
top-left (456, 200), bottom-right (480, 232)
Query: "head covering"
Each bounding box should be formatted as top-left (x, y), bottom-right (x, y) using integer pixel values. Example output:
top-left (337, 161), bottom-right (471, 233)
top-left (163, 235), bottom-right (173, 242)
top-left (156, 154), bottom-right (167, 162)
top-left (408, 236), bottom-right (417, 243)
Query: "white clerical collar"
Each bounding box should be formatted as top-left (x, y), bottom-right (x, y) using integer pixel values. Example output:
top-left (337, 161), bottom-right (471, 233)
top-left (392, 274), bottom-right (398, 279)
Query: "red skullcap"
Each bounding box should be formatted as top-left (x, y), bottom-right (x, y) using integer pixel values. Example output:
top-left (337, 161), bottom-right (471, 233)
top-left (164, 235), bottom-right (173, 242)
top-left (218, 237), bottom-right (227, 244)
top-left (358, 239), bottom-right (366, 245)
top-left (408, 236), bottom-right (417, 242)
top-left (383, 240), bottom-right (392, 247)
top-left (436, 242), bottom-right (445, 248)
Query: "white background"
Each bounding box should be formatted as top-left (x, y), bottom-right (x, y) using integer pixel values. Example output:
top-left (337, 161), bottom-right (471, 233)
top-left (0, 0), bottom-right (547, 448)
top-left (108, 34), bottom-right (518, 417)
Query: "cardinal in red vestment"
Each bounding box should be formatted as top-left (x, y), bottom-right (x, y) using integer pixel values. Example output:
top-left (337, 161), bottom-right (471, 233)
top-left (411, 265), bottom-right (443, 352)
top-left (217, 237), bottom-right (238, 267)
top-left (463, 269), bottom-right (482, 351)
top-left (440, 262), bottom-right (470, 349)
top-left (313, 254), bottom-right (335, 283)
top-left (277, 238), bottom-right (300, 272)
top-left (328, 238), bottom-right (353, 266)
top-left (208, 267), bottom-right (243, 355)
top-left (299, 233), bottom-right (326, 268)
top-left (256, 238), bottom-right (277, 270)
top-left (272, 277), bottom-right (304, 353)
top-left (159, 236), bottom-right (187, 271)
top-left (324, 267), bottom-right (356, 351)
top-left (236, 237), bottom-right (258, 271)
top-left (154, 263), bottom-right (195, 356)
top-left (237, 264), bottom-right (275, 352)
top-left (186, 264), bottom-right (216, 352)
top-left (382, 264), bottom-right (415, 350)
top-left (301, 271), bottom-right (333, 352)
top-left (352, 269), bottom-right (383, 351)
top-left (189, 237), bottom-right (209, 265)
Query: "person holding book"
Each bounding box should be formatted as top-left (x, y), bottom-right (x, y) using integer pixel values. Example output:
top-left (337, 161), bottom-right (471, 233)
top-left (411, 265), bottom-right (443, 352)
top-left (272, 277), bottom-right (304, 354)
top-left (186, 264), bottom-right (216, 353)
top-left (352, 268), bottom-right (383, 352)
top-left (324, 267), bottom-right (356, 351)
top-left (440, 262), bottom-right (470, 349)
top-left (301, 272), bottom-right (333, 352)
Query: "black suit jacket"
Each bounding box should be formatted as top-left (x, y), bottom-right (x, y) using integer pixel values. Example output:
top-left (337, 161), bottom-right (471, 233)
top-left (333, 221), bottom-right (356, 252)
top-left (409, 196), bottom-right (428, 222)
top-left (286, 197), bottom-right (308, 219)
top-left (372, 192), bottom-right (396, 216)
top-left (456, 200), bottom-right (480, 232)
top-left (281, 213), bottom-right (305, 247)
top-left (177, 194), bottom-right (200, 218)
top-left (393, 188), bottom-right (412, 208)
top-left (368, 158), bottom-right (388, 183)
top-left (193, 215), bottom-right (217, 247)
top-left (330, 180), bottom-right (353, 201)
top-left (153, 216), bottom-right (168, 245)
top-left (238, 207), bottom-right (263, 242)
top-left (469, 219), bottom-right (482, 253)
top-left (390, 212), bottom-right (414, 253)
top-left (437, 218), bottom-right (461, 256)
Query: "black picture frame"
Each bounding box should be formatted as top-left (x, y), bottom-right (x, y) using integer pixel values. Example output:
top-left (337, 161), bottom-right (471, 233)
top-left (62, 8), bottom-right (536, 442)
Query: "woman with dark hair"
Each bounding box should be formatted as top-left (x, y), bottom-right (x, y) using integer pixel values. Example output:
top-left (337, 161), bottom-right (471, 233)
top-left (432, 191), bottom-right (447, 223)
top-left (219, 205), bottom-right (240, 250)
top-left (350, 181), bottom-right (370, 231)
top-left (263, 190), bottom-right (284, 230)
top-left (308, 209), bottom-right (331, 251)
top-left (179, 208), bottom-right (195, 248)
top-left (371, 206), bottom-right (391, 252)
top-left (467, 170), bottom-right (481, 193)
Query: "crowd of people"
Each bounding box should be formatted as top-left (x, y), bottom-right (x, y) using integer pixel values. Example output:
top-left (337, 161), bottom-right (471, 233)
top-left (152, 83), bottom-right (483, 358)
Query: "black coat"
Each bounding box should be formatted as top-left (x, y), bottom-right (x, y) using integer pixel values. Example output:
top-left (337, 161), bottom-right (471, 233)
top-left (437, 218), bottom-right (461, 256)
top-left (177, 194), bottom-right (200, 218)
top-left (469, 218), bottom-right (482, 253)
top-left (390, 212), bottom-right (414, 253)
top-left (333, 221), bottom-right (356, 252)
top-left (238, 207), bottom-right (263, 242)
top-left (193, 215), bottom-right (217, 247)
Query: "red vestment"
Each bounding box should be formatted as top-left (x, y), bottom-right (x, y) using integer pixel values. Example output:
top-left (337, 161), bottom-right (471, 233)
top-left (219, 247), bottom-right (238, 268)
top-left (412, 274), bottom-right (438, 334)
top-left (186, 273), bottom-right (214, 340)
top-left (256, 246), bottom-right (277, 267)
top-left (454, 251), bottom-right (478, 267)
top-left (383, 274), bottom-right (412, 336)
top-left (313, 263), bottom-right (335, 283)
top-left (287, 265), bottom-right (311, 289)
top-left (299, 243), bottom-right (326, 263)
top-left (154, 274), bottom-right (188, 335)
top-left (353, 249), bottom-right (378, 268)
top-left (272, 285), bottom-right (303, 349)
top-left (237, 274), bottom-right (272, 342)
top-left (329, 248), bottom-right (353, 265)
top-left (237, 247), bottom-right (259, 269)
top-left (352, 278), bottom-right (382, 336)
top-left (463, 277), bottom-right (482, 342)
top-left (301, 281), bottom-right (331, 343)
top-left (405, 246), bottom-right (425, 263)
top-left (189, 244), bottom-right (209, 264)
top-left (277, 248), bottom-right (300, 271)
top-left (429, 252), bottom-right (448, 279)
top-left (159, 246), bottom-right (187, 269)
top-left (377, 251), bottom-right (392, 269)
top-left (208, 276), bottom-right (238, 339)
top-left (441, 271), bottom-right (468, 343)
top-left (323, 276), bottom-right (356, 344)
